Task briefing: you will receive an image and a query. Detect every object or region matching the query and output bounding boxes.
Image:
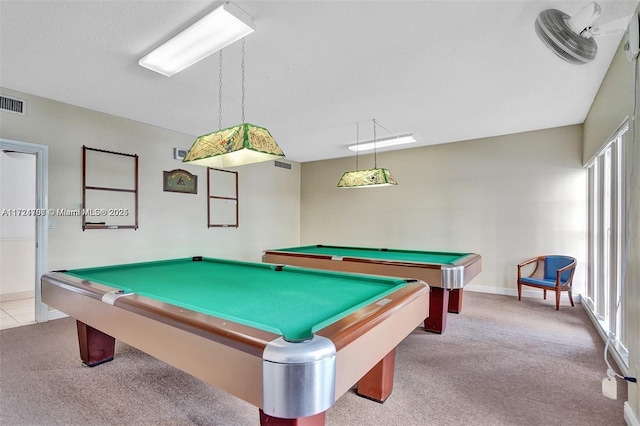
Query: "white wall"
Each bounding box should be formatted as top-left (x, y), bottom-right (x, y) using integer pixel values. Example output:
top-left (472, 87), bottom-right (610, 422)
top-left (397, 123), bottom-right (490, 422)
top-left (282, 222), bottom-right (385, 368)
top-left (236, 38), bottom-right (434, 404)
top-left (0, 151), bottom-right (36, 296)
top-left (583, 39), bottom-right (635, 164)
top-left (583, 7), bottom-right (640, 421)
top-left (0, 88), bottom-right (301, 271)
top-left (301, 125), bottom-right (586, 296)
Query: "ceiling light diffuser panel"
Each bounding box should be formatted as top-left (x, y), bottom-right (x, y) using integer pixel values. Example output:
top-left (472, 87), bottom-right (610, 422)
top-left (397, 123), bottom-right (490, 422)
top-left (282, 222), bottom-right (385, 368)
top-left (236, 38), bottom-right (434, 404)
top-left (139, 2), bottom-right (255, 77)
top-left (348, 134), bottom-right (416, 152)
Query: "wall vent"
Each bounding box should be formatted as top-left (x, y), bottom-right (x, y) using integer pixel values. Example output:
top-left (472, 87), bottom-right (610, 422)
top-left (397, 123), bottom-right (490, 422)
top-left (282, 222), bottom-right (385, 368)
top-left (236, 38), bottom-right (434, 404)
top-left (274, 160), bottom-right (291, 170)
top-left (0, 94), bottom-right (26, 116)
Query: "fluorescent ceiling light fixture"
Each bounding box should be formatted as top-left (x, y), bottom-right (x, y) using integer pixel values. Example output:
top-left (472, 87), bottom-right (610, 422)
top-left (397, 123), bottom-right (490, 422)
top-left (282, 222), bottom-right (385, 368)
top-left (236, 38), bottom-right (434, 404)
top-left (348, 134), bottom-right (416, 152)
top-left (139, 2), bottom-right (255, 77)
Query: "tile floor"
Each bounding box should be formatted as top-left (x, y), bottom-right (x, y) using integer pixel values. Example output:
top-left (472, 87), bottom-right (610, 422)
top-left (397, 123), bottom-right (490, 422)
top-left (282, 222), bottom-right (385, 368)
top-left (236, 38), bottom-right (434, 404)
top-left (0, 297), bottom-right (35, 330)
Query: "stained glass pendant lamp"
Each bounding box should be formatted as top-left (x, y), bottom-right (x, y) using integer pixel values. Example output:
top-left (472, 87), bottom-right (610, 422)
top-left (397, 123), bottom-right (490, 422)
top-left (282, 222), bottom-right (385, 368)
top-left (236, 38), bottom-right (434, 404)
top-left (337, 119), bottom-right (397, 188)
top-left (183, 39), bottom-right (284, 168)
top-left (184, 122), bottom-right (284, 168)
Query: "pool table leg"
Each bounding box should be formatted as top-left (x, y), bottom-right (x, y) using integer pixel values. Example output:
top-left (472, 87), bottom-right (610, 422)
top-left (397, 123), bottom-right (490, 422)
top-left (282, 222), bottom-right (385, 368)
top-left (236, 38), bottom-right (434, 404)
top-left (259, 410), bottom-right (326, 425)
top-left (448, 289), bottom-right (464, 313)
top-left (424, 288), bottom-right (448, 334)
top-left (355, 348), bottom-right (396, 403)
top-left (76, 320), bottom-right (115, 367)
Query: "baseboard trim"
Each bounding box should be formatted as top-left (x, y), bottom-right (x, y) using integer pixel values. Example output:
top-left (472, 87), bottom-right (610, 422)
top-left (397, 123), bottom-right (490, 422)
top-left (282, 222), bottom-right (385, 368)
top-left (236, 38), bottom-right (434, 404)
top-left (581, 300), bottom-right (629, 373)
top-left (465, 284), bottom-right (515, 296)
top-left (625, 401), bottom-right (640, 426)
top-left (465, 284), bottom-right (581, 303)
top-left (0, 290), bottom-right (35, 302)
top-left (47, 309), bottom-right (68, 321)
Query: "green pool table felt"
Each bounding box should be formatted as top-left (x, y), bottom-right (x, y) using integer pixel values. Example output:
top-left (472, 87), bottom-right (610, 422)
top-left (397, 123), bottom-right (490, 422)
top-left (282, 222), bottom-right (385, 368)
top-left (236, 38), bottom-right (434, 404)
top-left (65, 258), bottom-right (409, 341)
top-left (274, 245), bottom-right (467, 264)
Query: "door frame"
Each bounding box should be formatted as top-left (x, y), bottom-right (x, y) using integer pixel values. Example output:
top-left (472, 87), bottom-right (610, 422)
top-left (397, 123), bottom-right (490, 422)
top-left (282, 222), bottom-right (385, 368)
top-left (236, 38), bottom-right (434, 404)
top-left (1, 138), bottom-right (49, 323)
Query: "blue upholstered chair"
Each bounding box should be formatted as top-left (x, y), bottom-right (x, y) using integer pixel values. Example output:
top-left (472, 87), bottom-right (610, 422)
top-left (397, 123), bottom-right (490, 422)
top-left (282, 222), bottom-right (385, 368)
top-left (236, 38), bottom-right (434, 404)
top-left (517, 255), bottom-right (577, 310)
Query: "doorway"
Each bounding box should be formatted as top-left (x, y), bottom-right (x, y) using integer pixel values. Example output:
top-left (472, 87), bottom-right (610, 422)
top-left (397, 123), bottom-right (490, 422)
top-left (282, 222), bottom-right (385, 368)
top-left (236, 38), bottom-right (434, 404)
top-left (0, 138), bottom-right (48, 328)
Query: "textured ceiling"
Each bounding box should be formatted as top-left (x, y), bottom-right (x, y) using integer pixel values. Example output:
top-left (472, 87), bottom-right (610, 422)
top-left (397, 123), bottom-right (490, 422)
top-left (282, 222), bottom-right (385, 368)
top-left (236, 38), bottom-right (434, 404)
top-left (1, 1), bottom-right (638, 162)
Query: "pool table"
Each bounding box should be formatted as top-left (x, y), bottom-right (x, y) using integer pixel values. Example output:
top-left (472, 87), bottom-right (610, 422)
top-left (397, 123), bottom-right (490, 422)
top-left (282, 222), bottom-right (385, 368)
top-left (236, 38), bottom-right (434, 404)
top-left (263, 245), bottom-right (482, 334)
top-left (41, 257), bottom-right (429, 426)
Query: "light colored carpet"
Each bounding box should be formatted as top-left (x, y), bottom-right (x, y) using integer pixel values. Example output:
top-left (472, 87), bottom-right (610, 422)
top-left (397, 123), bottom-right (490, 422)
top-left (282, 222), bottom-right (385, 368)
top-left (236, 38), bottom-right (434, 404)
top-left (0, 292), bottom-right (626, 425)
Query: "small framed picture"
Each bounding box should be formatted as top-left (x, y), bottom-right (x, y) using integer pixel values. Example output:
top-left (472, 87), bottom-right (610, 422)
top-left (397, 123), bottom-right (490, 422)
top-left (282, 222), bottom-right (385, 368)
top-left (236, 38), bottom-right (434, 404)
top-left (163, 169), bottom-right (197, 194)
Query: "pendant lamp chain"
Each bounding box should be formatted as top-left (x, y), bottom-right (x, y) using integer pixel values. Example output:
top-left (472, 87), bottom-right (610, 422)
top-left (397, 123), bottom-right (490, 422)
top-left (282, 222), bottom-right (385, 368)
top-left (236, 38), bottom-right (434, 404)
top-left (183, 35), bottom-right (285, 169)
top-left (218, 50), bottom-right (223, 130)
top-left (218, 39), bottom-right (246, 128)
top-left (355, 122), bottom-right (360, 171)
top-left (373, 118), bottom-right (378, 169)
top-left (241, 38), bottom-right (246, 124)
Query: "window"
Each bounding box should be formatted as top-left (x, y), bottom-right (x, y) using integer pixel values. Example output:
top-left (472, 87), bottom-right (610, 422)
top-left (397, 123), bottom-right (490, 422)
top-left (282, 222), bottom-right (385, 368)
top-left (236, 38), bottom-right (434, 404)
top-left (585, 122), bottom-right (629, 366)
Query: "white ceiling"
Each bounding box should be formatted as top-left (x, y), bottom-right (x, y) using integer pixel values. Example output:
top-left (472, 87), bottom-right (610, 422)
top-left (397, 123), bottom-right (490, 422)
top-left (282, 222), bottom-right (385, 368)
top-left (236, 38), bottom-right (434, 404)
top-left (1, 1), bottom-right (638, 163)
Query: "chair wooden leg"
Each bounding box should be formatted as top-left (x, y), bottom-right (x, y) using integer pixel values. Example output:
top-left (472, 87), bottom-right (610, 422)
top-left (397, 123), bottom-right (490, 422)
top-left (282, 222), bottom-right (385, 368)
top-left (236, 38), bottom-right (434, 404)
top-left (568, 291), bottom-right (574, 307)
top-left (555, 291), bottom-right (560, 310)
top-left (517, 282), bottom-right (522, 301)
top-left (543, 289), bottom-right (547, 300)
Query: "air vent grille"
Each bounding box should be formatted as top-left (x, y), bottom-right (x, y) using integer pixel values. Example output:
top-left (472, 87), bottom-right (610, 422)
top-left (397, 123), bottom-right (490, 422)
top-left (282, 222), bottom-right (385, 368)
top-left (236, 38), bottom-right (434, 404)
top-left (0, 95), bottom-right (26, 115)
top-left (274, 160), bottom-right (291, 170)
